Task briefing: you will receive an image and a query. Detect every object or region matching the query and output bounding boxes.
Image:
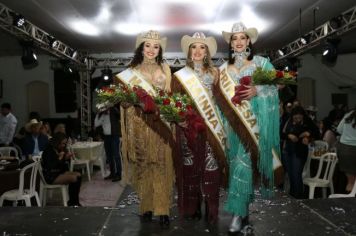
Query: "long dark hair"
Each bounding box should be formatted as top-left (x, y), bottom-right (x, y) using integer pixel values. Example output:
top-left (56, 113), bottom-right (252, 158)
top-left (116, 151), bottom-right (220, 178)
top-left (51, 132), bottom-right (67, 150)
top-left (228, 34), bottom-right (254, 65)
top-left (186, 43), bottom-right (215, 75)
top-left (129, 42), bottom-right (163, 68)
top-left (345, 108), bottom-right (356, 128)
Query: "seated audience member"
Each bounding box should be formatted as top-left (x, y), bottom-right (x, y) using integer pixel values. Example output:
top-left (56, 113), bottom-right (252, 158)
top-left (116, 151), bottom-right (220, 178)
top-left (40, 122), bottom-right (52, 139)
top-left (22, 119), bottom-right (49, 158)
top-left (53, 123), bottom-right (66, 135)
top-left (41, 132), bottom-right (82, 206)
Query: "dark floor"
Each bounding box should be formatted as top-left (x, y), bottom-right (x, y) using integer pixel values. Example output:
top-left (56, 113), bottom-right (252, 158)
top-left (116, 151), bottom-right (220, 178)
top-left (0, 187), bottom-right (355, 236)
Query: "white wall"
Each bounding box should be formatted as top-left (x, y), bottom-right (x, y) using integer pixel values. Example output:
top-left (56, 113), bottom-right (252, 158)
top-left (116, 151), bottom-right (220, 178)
top-left (0, 54), bottom-right (78, 128)
top-left (297, 53), bottom-right (356, 119)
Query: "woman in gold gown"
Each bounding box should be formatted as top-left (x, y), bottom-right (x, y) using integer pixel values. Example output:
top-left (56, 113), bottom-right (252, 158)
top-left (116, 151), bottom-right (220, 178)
top-left (117, 30), bottom-right (174, 227)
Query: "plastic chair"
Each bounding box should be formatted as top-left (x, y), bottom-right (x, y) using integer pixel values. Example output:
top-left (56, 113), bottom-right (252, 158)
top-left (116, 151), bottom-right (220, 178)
top-left (329, 181), bottom-right (356, 198)
top-left (302, 140), bottom-right (329, 179)
top-left (0, 161), bottom-right (41, 206)
top-left (37, 160), bottom-right (69, 206)
top-left (69, 146), bottom-right (91, 181)
top-left (0, 146), bottom-right (20, 160)
top-left (91, 142), bottom-right (106, 178)
top-left (303, 152), bottom-right (338, 199)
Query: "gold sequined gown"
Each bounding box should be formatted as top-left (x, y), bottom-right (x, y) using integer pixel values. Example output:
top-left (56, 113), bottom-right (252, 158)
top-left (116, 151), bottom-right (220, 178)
top-left (120, 64), bottom-right (174, 216)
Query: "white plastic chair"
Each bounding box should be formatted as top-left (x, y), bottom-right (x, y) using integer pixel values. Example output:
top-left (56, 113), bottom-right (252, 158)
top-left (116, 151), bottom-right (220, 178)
top-left (37, 160), bottom-right (69, 206)
top-left (303, 152), bottom-right (338, 199)
top-left (0, 161), bottom-right (41, 206)
top-left (0, 146), bottom-right (20, 160)
top-left (69, 146), bottom-right (91, 181)
top-left (329, 181), bottom-right (356, 198)
top-left (91, 142), bottom-right (106, 178)
top-left (302, 140), bottom-right (329, 179)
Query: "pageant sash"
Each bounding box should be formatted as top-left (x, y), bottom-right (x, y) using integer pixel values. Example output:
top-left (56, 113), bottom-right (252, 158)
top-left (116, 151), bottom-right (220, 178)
top-left (218, 63), bottom-right (282, 178)
top-left (116, 68), bottom-right (157, 96)
top-left (174, 67), bottom-right (226, 153)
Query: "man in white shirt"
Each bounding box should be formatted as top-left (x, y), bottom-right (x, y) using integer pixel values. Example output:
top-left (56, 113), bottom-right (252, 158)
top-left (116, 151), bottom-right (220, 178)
top-left (0, 103), bottom-right (18, 146)
top-left (94, 106), bottom-right (121, 182)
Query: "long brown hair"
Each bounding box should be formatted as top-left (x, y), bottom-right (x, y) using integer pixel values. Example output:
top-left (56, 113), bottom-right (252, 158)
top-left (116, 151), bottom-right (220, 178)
top-left (129, 42), bottom-right (163, 68)
top-left (345, 108), bottom-right (356, 128)
top-left (186, 43), bottom-right (215, 75)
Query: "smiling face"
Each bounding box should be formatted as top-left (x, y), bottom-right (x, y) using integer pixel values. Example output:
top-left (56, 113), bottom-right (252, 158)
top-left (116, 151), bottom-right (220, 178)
top-left (230, 32), bottom-right (250, 53)
top-left (189, 42), bottom-right (207, 62)
top-left (143, 40), bottom-right (160, 60)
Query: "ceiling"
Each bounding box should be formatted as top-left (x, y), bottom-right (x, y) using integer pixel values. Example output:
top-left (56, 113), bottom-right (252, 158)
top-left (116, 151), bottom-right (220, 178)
top-left (0, 0), bottom-right (356, 55)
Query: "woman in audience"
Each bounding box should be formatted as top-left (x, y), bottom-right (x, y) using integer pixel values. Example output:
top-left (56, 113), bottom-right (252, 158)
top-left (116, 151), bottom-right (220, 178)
top-left (336, 107), bottom-right (356, 193)
top-left (282, 106), bottom-right (315, 199)
top-left (41, 132), bottom-right (82, 206)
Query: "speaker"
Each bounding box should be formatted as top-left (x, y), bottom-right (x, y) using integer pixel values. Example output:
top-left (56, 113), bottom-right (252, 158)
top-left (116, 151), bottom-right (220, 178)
top-left (54, 69), bottom-right (78, 113)
top-left (331, 93), bottom-right (348, 106)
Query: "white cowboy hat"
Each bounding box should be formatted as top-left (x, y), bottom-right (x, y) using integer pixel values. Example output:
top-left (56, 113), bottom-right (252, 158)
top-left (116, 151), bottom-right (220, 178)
top-left (135, 30), bottom-right (167, 52)
top-left (25, 119), bottom-right (42, 132)
top-left (181, 32), bottom-right (217, 57)
top-left (222, 22), bottom-right (258, 44)
top-left (306, 105), bottom-right (318, 112)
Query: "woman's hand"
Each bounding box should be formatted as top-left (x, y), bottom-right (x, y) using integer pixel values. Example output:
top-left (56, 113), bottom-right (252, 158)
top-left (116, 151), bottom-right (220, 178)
top-left (64, 152), bottom-right (74, 160)
top-left (58, 151), bottom-right (65, 160)
top-left (239, 85), bottom-right (257, 100)
top-left (178, 121), bottom-right (188, 128)
top-left (121, 102), bottom-right (131, 109)
top-left (299, 131), bottom-right (311, 138)
top-left (288, 134), bottom-right (298, 143)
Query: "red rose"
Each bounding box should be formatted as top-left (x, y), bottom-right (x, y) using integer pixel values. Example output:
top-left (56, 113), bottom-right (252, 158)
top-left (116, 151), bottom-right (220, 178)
top-left (276, 71), bottom-right (284, 78)
top-left (163, 98), bottom-right (170, 105)
top-left (159, 90), bottom-right (165, 96)
top-left (240, 76), bottom-right (251, 85)
top-left (178, 111), bottom-right (186, 118)
top-left (175, 101), bottom-right (182, 108)
top-left (167, 92), bottom-right (173, 96)
top-left (186, 105), bottom-right (193, 111)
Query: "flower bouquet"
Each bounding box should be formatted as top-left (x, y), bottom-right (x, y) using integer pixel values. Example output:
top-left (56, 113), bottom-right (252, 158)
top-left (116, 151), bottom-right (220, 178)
top-left (231, 67), bottom-right (297, 105)
top-left (96, 84), bottom-right (156, 113)
top-left (154, 89), bottom-right (194, 123)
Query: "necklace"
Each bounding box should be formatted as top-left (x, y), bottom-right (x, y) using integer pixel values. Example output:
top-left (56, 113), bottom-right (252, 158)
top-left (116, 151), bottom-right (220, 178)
top-left (193, 63), bottom-right (204, 78)
top-left (234, 52), bottom-right (247, 69)
top-left (143, 57), bottom-right (156, 65)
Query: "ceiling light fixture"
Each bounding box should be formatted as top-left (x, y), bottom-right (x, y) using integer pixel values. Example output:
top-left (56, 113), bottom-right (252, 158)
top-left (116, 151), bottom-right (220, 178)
top-left (12, 13), bottom-right (25, 27)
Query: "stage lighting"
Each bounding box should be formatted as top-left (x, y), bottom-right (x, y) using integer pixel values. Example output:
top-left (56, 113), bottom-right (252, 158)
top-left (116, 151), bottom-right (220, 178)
top-left (278, 49), bottom-right (284, 56)
top-left (71, 50), bottom-right (78, 59)
top-left (101, 68), bottom-right (112, 81)
top-left (300, 33), bottom-right (311, 45)
top-left (330, 15), bottom-right (343, 29)
top-left (20, 41), bottom-right (38, 69)
top-left (48, 36), bottom-right (58, 48)
top-left (322, 38), bottom-right (341, 64)
top-left (12, 14), bottom-right (25, 27)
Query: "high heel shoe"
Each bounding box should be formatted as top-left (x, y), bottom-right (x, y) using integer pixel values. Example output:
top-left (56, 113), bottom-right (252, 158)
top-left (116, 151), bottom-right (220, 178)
top-left (229, 215), bottom-right (242, 233)
top-left (159, 215), bottom-right (170, 228)
top-left (142, 211), bottom-right (152, 222)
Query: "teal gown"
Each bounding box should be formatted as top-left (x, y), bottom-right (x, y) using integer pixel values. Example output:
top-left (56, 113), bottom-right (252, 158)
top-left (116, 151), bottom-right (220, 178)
top-left (221, 55), bottom-right (280, 217)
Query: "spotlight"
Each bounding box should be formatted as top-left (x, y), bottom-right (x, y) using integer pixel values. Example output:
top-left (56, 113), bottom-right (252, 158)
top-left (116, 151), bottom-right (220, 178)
top-left (70, 50), bottom-right (78, 59)
top-left (101, 68), bottom-right (112, 81)
top-left (12, 13), bottom-right (25, 27)
top-left (300, 33), bottom-right (311, 45)
top-left (20, 41), bottom-right (38, 69)
top-left (322, 38), bottom-right (341, 64)
top-left (330, 15), bottom-right (343, 29)
top-left (278, 49), bottom-right (284, 56)
top-left (278, 48), bottom-right (287, 57)
top-left (48, 36), bottom-right (58, 48)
